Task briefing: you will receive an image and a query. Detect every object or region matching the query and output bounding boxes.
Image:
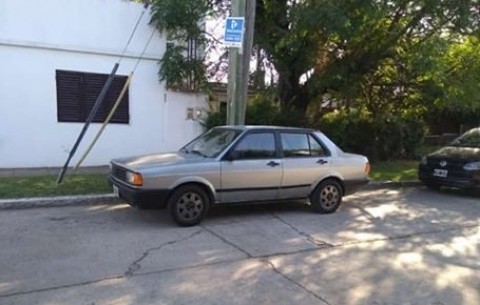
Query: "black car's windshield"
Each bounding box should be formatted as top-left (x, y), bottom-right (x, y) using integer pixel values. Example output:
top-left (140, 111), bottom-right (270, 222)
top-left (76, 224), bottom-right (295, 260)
top-left (180, 128), bottom-right (241, 158)
top-left (450, 128), bottom-right (480, 148)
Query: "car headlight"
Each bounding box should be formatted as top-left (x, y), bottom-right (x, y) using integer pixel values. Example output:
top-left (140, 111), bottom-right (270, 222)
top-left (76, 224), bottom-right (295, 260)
top-left (126, 171), bottom-right (143, 186)
top-left (420, 156), bottom-right (428, 165)
top-left (463, 162), bottom-right (480, 171)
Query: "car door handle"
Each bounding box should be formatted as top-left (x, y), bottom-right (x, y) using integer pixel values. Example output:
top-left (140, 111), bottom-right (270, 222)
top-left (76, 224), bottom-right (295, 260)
top-left (267, 161), bottom-right (281, 167)
top-left (317, 159), bottom-right (328, 165)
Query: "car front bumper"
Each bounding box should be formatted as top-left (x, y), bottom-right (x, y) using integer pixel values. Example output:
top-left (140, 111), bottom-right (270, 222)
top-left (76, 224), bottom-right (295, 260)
top-left (109, 176), bottom-right (170, 208)
top-left (418, 166), bottom-right (480, 189)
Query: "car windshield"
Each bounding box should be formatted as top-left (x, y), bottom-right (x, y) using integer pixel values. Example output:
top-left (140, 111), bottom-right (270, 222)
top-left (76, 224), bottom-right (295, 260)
top-left (180, 128), bottom-right (241, 158)
top-left (450, 128), bottom-right (480, 148)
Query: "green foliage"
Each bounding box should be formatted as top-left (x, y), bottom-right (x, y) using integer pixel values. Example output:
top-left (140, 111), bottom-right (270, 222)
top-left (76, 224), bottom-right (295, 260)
top-left (255, 0), bottom-right (480, 113)
top-left (202, 106), bottom-right (227, 130)
top-left (418, 36), bottom-right (480, 132)
top-left (150, 0), bottom-right (214, 91)
top-left (150, 0), bottom-right (208, 40)
top-left (318, 109), bottom-right (428, 161)
top-left (152, 0), bottom-right (480, 146)
top-left (202, 95), bottom-right (308, 130)
top-left (159, 44), bottom-right (208, 91)
top-left (245, 98), bottom-right (279, 125)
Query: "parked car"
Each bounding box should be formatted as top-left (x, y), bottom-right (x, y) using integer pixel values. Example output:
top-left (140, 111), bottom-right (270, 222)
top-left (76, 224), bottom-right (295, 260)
top-left (109, 126), bottom-right (370, 226)
top-left (419, 127), bottom-right (480, 190)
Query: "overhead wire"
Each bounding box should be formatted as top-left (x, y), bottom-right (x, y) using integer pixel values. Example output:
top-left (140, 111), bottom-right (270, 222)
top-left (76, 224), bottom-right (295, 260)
top-left (119, 6), bottom-right (149, 64)
top-left (74, 15), bottom-right (157, 170)
top-left (59, 3), bottom-right (151, 176)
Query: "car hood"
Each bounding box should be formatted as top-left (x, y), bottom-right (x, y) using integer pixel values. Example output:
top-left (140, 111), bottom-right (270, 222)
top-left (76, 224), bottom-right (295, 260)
top-left (112, 152), bottom-right (206, 171)
top-left (429, 146), bottom-right (480, 162)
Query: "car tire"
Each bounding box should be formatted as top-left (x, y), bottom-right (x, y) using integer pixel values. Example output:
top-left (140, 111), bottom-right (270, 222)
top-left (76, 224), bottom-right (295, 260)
top-left (310, 179), bottom-right (343, 214)
top-left (167, 185), bottom-right (210, 227)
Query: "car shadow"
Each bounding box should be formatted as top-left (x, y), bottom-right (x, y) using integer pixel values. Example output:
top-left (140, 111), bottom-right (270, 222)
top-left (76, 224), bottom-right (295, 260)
top-left (434, 186), bottom-right (480, 198)
top-left (206, 200), bottom-right (310, 221)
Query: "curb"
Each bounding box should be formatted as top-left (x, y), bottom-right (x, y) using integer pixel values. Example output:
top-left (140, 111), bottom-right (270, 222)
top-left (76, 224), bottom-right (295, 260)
top-left (362, 180), bottom-right (423, 190)
top-left (0, 194), bottom-right (124, 210)
top-left (0, 181), bottom-right (423, 210)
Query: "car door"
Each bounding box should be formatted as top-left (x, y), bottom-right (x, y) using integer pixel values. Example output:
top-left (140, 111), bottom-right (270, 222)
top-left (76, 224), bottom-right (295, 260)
top-left (220, 131), bottom-right (283, 203)
top-left (279, 132), bottom-right (331, 199)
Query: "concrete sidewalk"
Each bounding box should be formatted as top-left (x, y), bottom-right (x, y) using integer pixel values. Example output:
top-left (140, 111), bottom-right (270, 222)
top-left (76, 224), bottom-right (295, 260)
top-left (1, 187), bottom-right (478, 305)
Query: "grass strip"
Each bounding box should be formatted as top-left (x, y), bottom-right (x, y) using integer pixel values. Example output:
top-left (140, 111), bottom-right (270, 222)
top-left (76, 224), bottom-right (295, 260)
top-left (370, 160), bottom-right (419, 182)
top-left (0, 174), bottom-right (111, 199)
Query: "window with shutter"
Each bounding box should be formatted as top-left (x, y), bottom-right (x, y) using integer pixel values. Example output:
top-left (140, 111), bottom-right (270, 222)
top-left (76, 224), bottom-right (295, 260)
top-left (56, 70), bottom-right (130, 124)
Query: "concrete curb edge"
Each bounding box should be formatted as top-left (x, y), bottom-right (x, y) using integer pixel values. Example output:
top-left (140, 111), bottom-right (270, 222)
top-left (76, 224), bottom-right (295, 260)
top-left (0, 194), bottom-right (124, 210)
top-left (363, 180), bottom-right (423, 189)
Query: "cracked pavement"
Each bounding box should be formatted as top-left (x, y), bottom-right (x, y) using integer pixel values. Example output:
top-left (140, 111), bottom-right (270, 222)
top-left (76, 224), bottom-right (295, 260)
top-left (0, 187), bottom-right (479, 305)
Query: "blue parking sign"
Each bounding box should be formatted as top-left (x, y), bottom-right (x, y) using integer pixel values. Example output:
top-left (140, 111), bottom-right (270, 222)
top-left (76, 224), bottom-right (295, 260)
top-left (224, 17), bottom-right (245, 48)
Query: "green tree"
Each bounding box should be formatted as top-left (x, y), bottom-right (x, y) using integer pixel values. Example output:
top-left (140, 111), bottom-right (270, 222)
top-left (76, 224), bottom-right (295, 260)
top-left (254, 0), bottom-right (480, 113)
top-left (150, 0), bottom-right (229, 91)
top-left (424, 36), bottom-right (480, 131)
top-left (150, 0), bottom-right (480, 116)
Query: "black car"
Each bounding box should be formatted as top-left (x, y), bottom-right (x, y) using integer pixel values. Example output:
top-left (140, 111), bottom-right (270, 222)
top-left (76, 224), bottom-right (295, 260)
top-left (419, 127), bottom-right (480, 190)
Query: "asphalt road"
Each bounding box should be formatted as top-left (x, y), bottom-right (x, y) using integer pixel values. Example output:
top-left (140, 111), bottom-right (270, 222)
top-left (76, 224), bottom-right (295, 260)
top-left (0, 187), bottom-right (479, 305)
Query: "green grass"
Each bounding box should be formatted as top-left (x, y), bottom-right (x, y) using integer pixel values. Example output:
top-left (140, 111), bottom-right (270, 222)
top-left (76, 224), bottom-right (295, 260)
top-left (370, 160), bottom-right (419, 182)
top-left (367, 144), bottom-right (442, 182)
top-left (0, 174), bottom-right (111, 199)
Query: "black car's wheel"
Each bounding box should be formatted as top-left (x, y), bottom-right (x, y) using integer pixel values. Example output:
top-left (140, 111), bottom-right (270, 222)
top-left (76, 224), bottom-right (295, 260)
top-left (310, 179), bottom-right (343, 214)
top-left (167, 185), bottom-right (210, 226)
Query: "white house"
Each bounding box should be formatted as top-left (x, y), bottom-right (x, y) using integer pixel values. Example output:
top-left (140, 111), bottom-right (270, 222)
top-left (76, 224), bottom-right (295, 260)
top-left (0, 0), bottom-right (207, 169)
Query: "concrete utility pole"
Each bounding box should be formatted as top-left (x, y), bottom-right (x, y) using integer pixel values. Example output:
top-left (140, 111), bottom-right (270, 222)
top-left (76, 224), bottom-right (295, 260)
top-left (227, 0), bottom-right (256, 125)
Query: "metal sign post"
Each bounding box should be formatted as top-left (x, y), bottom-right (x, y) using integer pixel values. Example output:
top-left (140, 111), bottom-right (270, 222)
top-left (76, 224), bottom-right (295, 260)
top-left (225, 10), bottom-right (246, 125)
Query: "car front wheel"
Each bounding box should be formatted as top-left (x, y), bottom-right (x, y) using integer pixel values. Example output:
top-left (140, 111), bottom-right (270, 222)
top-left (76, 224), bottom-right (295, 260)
top-left (167, 185), bottom-right (210, 227)
top-left (310, 179), bottom-right (343, 214)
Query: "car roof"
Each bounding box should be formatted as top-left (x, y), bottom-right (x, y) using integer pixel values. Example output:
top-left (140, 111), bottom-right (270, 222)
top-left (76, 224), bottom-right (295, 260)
top-left (215, 125), bottom-right (316, 132)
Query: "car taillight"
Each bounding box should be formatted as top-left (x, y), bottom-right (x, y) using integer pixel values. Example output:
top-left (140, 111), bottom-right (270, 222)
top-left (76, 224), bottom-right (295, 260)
top-left (364, 162), bottom-right (371, 175)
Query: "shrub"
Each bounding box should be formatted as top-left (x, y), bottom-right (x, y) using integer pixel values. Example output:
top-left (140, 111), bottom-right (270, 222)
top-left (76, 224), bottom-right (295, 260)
top-left (202, 97), bottom-right (308, 129)
top-left (317, 109), bottom-right (427, 161)
top-left (201, 106), bottom-right (227, 130)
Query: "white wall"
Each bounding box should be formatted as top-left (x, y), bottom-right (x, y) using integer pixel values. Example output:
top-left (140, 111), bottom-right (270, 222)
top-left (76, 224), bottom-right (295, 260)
top-left (0, 0), bottom-right (207, 168)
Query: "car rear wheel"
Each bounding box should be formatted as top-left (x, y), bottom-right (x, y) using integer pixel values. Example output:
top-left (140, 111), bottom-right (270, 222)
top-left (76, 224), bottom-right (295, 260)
top-left (310, 179), bottom-right (343, 214)
top-left (167, 185), bottom-right (210, 227)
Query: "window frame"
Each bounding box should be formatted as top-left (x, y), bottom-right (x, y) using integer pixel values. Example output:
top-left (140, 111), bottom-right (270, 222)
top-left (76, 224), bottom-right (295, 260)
top-left (279, 131), bottom-right (331, 158)
top-left (56, 69), bottom-right (130, 124)
top-left (223, 130), bottom-right (280, 161)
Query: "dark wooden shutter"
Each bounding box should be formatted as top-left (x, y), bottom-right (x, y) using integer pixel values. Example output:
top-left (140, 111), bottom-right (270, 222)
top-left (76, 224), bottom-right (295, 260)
top-left (56, 70), bottom-right (129, 124)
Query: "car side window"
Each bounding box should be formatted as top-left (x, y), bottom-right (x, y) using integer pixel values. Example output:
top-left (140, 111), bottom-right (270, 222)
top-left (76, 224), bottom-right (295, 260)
top-left (309, 135), bottom-right (328, 156)
top-left (231, 132), bottom-right (276, 160)
top-left (281, 133), bottom-right (328, 157)
top-left (281, 133), bottom-right (310, 157)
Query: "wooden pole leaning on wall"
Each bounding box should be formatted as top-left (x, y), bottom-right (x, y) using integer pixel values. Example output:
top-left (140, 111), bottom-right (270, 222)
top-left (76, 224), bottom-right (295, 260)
top-left (57, 63), bottom-right (120, 184)
top-left (74, 73), bottom-right (133, 170)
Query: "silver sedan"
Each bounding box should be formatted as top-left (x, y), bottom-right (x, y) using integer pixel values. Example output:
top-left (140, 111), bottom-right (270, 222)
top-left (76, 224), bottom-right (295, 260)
top-left (109, 126), bottom-right (370, 226)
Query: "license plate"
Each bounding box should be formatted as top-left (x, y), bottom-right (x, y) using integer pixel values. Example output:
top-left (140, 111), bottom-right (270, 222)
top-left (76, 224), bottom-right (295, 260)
top-left (433, 169), bottom-right (448, 178)
top-left (113, 185), bottom-right (119, 197)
